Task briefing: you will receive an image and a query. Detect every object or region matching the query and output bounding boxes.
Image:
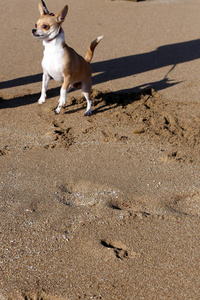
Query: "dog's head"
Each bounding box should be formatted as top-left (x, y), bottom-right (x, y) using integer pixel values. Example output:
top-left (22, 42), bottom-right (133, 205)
top-left (32, 3), bottom-right (68, 41)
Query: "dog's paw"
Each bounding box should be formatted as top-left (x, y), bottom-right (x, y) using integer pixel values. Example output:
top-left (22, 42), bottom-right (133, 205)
top-left (85, 110), bottom-right (92, 116)
top-left (55, 107), bottom-right (61, 114)
top-left (38, 97), bottom-right (46, 104)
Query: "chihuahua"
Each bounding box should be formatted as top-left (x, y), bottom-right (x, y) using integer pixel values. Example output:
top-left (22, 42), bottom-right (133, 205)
top-left (32, 3), bottom-right (103, 114)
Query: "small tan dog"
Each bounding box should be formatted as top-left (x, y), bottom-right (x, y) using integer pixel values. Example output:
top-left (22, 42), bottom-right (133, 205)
top-left (32, 3), bottom-right (103, 114)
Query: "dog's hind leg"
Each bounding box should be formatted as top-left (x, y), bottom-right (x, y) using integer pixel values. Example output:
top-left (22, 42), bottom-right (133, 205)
top-left (38, 71), bottom-right (50, 104)
top-left (82, 80), bottom-right (92, 116)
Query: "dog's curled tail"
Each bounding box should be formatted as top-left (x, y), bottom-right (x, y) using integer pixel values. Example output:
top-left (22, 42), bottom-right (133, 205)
top-left (85, 35), bottom-right (103, 63)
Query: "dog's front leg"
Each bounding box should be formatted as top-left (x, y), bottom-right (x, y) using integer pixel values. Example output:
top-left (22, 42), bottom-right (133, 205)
top-left (38, 71), bottom-right (50, 104)
top-left (55, 76), bottom-right (71, 114)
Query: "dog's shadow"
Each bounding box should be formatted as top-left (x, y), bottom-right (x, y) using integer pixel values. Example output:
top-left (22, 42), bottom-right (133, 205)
top-left (63, 88), bottom-right (153, 116)
top-left (0, 86), bottom-right (60, 110)
top-left (91, 38), bottom-right (200, 90)
top-left (1, 38), bottom-right (200, 111)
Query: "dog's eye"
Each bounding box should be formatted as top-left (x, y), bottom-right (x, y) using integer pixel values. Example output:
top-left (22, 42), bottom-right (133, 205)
top-left (42, 24), bottom-right (48, 29)
top-left (35, 24), bottom-right (37, 28)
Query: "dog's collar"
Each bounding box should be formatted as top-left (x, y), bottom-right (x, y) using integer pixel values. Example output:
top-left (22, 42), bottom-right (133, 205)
top-left (47, 27), bottom-right (62, 42)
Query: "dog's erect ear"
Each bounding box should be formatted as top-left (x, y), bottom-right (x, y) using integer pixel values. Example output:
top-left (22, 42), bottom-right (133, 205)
top-left (56, 5), bottom-right (68, 23)
top-left (38, 3), bottom-right (46, 16)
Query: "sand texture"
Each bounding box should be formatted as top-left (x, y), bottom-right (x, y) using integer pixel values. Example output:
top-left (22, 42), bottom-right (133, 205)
top-left (0, 0), bottom-right (200, 299)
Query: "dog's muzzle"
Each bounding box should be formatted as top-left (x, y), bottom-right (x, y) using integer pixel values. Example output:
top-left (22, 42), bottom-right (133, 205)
top-left (32, 29), bottom-right (43, 38)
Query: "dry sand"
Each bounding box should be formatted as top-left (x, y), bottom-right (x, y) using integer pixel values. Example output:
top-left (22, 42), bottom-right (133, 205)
top-left (0, 0), bottom-right (200, 299)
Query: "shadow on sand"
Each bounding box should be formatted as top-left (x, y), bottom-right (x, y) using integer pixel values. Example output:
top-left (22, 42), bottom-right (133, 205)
top-left (1, 38), bottom-right (200, 109)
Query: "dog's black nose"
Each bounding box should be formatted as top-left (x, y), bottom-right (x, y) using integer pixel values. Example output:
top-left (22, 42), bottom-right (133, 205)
top-left (32, 29), bottom-right (36, 34)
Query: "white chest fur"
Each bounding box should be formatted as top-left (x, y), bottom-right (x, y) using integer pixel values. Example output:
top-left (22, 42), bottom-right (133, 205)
top-left (42, 38), bottom-right (65, 83)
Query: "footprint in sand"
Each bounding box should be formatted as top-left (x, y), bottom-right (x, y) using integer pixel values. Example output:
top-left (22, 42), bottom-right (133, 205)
top-left (101, 238), bottom-right (139, 260)
top-left (56, 180), bottom-right (127, 208)
top-left (168, 191), bottom-right (200, 217)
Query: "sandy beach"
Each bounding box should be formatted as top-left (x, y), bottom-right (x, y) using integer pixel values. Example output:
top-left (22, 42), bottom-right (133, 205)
top-left (0, 0), bottom-right (200, 299)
